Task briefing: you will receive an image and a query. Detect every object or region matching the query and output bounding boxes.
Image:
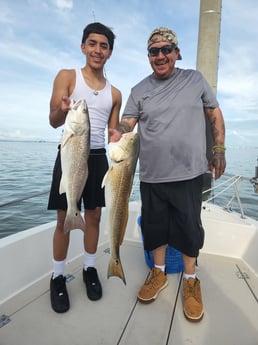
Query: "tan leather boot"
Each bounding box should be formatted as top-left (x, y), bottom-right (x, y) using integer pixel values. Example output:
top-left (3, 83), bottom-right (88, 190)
top-left (138, 267), bottom-right (168, 303)
top-left (183, 277), bottom-right (204, 321)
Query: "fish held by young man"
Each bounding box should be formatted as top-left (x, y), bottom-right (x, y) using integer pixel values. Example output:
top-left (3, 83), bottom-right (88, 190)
top-left (59, 99), bottom-right (90, 234)
top-left (102, 132), bottom-right (140, 285)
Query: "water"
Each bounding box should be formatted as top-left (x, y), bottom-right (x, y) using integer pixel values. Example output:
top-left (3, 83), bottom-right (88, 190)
top-left (0, 141), bottom-right (258, 239)
top-left (0, 141), bottom-right (58, 238)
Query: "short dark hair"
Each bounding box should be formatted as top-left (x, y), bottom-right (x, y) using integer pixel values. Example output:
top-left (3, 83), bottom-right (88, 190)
top-left (81, 22), bottom-right (115, 50)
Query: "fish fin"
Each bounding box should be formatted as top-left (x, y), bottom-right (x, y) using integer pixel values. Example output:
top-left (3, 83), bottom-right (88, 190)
top-left (63, 210), bottom-right (85, 234)
top-left (61, 132), bottom-right (74, 147)
top-left (107, 257), bottom-right (126, 285)
top-left (101, 166), bottom-right (113, 188)
top-left (59, 177), bottom-right (65, 194)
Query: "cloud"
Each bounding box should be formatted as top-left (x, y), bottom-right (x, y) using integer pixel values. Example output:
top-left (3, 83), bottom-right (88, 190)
top-left (216, 0), bottom-right (258, 121)
top-left (0, 0), bottom-right (258, 146)
top-left (225, 118), bottom-right (258, 147)
top-left (53, 0), bottom-right (73, 10)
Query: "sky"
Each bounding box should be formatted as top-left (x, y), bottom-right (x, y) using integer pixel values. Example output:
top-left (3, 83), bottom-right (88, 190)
top-left (0, 0), bottom-right (258, 147)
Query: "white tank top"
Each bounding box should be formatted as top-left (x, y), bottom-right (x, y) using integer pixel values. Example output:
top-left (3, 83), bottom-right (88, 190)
top-left (70, 69), bottom-right (113, 149)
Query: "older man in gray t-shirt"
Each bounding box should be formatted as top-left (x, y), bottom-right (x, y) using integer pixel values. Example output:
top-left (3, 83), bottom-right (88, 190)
top-left (123, 68), bottom-right (219, 183)
top-left (109, 27), bottom-right (226, 322)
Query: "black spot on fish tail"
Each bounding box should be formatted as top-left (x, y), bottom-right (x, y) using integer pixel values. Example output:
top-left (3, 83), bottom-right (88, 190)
top-left (107, 257), bottom-right (126, 285)
top-left (63, 212), bottom-right (85, 233)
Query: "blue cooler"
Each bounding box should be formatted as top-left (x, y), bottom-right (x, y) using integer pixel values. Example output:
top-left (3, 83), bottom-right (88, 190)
top-left (137, 216), bottom-right (184, 273)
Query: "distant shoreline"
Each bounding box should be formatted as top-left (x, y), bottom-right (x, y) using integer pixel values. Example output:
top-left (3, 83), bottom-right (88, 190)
top-left (1, 139), bottom-right (257, 149)
top-left (0, 139), bottom-right (59, 143)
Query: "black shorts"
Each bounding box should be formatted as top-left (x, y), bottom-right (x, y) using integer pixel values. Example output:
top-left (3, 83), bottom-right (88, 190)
top-left (48, 146), bottom-right (108, 211)
top-left (140, 175), bottom-right (205, 257)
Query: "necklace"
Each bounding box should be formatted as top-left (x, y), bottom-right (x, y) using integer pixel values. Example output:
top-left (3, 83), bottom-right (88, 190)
top-left (93, 90), bottom-right (99, 96)
top-left (82, 69), bottom-right (105, 96)
top-left (92, 79), bottom-right (106, 95)
top-left (89, 79), bottom-right (105, 96)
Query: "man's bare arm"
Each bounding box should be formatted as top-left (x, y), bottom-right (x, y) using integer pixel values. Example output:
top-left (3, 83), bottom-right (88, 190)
top-left (49, 70), bottom-right (74, 128)
top-left (205, 106), bottom-right (226, 180)
top-left (117, 118), bottom-right (138, 133)
top-left (109, 117), bottom-right (138, 142)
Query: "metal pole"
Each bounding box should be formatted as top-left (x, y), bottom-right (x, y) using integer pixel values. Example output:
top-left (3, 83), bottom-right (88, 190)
top-left (197, 0), bottom-right (222, 95)
top-left (196, 0), bottom-right (222, 199)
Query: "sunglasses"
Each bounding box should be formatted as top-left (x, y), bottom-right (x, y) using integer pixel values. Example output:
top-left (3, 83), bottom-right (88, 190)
top-left (148, 45), bottom-right (177, 57)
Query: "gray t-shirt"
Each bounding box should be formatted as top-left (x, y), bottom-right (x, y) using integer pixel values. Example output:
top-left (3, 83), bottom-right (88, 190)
top-left (122, 68), bottom-right (219, 183)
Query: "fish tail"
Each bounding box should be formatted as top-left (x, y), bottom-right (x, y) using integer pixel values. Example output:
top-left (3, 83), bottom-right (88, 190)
top-left (107, 257), bottom-right (126, 285)
top-left (63, 211), bottom-right (85, 234)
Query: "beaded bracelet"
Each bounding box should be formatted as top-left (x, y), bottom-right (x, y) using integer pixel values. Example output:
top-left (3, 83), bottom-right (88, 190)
top-left (212, 145), bottom-right (226, 150)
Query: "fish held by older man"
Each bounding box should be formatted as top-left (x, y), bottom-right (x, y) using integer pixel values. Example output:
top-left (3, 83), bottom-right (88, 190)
top-left (102, 132), bottom-right (140, 285)
top-left (59, 99), bottom-right (90, 234)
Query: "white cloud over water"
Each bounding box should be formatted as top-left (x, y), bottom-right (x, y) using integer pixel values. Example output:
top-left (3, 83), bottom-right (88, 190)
top-left (0, 0), bottom-right (258, 146)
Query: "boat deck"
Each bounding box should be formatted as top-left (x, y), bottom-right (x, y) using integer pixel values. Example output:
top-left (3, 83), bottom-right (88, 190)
top-left (1, 240), bottom-right (258, 345)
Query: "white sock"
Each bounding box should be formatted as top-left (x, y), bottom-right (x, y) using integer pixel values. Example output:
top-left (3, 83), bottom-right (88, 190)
top-left (154, 264), bottom-right (165, 272)
top-left (52, 259), bottom-right (66, 279)
top-left (83, 250), bottom-right (96, 270)
top-left (183, 273), bottom-right (197, 280)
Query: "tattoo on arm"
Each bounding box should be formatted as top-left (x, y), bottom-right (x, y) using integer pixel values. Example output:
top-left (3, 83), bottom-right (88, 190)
top-left (206, 108), bottom-right (225, 145)
top-left (210, 116), bottom-right (219, 141)
top-left (117, 121), bottom-right (131, 134)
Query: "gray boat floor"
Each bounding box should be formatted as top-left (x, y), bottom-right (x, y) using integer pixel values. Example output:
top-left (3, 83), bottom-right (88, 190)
top-left (1, 241), bottom-right (258, 345)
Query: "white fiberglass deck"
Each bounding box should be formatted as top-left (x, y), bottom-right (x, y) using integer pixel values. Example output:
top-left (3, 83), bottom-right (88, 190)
top-left (1, 240), bottom-right (258, 345)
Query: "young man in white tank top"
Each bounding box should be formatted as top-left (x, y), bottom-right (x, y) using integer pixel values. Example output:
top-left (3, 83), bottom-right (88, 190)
top-left (48, 22), bottom-right (122, 313)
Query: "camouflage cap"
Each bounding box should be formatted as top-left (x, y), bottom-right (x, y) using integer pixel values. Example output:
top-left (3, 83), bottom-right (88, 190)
top-left (147, 27), bottom-right (182, 60)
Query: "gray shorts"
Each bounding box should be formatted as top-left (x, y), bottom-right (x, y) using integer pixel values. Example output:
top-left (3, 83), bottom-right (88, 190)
top-left (140, 175), bottom-right (205, 257)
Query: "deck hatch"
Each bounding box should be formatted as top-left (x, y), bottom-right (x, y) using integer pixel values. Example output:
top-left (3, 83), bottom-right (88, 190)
top-left (236, 271), bottom-right (250, 279)
top-left (0, 314), bottom-right (11, 328)
top-left (65, 274), bottom-right (75, 283)
top-left (236, 264), bottom-right (258, 303)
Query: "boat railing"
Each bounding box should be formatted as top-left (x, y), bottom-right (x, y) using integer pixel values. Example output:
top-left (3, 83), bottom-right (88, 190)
top-left (131, 172), bottom-right (248, 219)
top-left (202, 174), bottom-right (246, 218)
top-left (0, 190), bottom-right (53, 238)
top-left (0, 190), bottom-right (50, 208)
top-left (0, 174), bottom-right (251, 227)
